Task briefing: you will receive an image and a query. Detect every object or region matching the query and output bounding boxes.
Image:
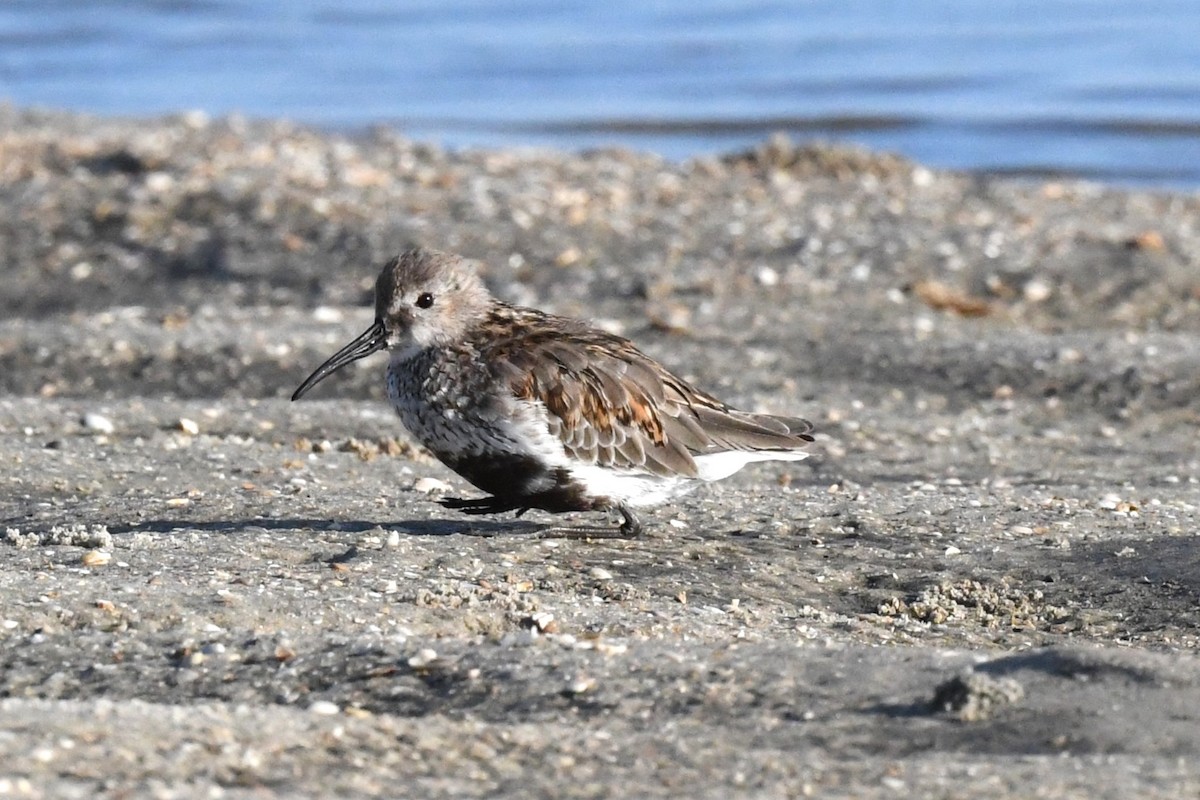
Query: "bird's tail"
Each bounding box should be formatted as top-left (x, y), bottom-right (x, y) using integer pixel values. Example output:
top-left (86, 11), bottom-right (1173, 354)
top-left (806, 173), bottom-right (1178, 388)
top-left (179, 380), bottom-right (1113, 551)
top-left (694, 407), bottom-right (814, 453)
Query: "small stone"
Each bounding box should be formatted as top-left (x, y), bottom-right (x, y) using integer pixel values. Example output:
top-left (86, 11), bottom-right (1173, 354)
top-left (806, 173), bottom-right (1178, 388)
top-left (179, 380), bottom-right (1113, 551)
top-left (82, 413), bottom-right (115, 434)
top-left (313, 306), bottom-right (344, 323)
top-left (912, 166), bottom-right (934, 186)
top-left (1127, 230), bottom-right (1165, 251)
top-left (309, 700), bottom-right (341, 716)
top-left (647, 302), bottom-right (691, 333)
top-left (412, 477), bottom-right (452, 494)
top-left (756, 266), bottom-right (780, 287)
top-left (81, 550), bottom-right (111, 567)
top-left (593, 639), bottom-right (627, 656)
top-left (554, 246), bottom-right (582, 267)
top-left (589, 566), bottom-right (614, 580)
top-left (522, 612), bottom-right (557, 634)
top-left (177, 418), bottom-right (200, 436)
top-left (911, 280), bottom-right (992, 317)
top-left (1023, 279), bottom-right (1052, 303)
top-left (567, 675), bottom-right (596, 694)
top-left (408, 648), bottom-right (438, 669)
top-left (144, 172), bottom-right (174, 193)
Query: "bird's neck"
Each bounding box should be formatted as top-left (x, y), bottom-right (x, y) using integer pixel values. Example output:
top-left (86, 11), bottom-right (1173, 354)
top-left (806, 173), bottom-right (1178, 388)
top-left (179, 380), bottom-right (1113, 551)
top-left (388, 342), bottom-right (427, 366)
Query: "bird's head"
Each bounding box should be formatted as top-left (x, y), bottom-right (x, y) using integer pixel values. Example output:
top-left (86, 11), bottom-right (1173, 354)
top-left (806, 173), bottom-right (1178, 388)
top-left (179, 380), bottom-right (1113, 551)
top-left (291, 249), bottom-right (491, 400)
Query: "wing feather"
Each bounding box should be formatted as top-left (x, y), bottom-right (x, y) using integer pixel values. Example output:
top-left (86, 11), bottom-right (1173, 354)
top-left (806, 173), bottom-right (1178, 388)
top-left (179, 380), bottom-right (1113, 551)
top-left (482, 306), bottom-right (811, 478)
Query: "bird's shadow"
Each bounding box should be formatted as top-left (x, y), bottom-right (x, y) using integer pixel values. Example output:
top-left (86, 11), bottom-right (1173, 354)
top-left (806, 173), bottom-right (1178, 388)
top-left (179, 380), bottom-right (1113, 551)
top-left (108, 516), bottom-right (552, 538)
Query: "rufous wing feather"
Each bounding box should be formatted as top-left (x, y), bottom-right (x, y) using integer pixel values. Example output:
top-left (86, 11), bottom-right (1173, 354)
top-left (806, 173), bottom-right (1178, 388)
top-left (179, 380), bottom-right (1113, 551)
top-left (487, 310), bottom-right (811, 478)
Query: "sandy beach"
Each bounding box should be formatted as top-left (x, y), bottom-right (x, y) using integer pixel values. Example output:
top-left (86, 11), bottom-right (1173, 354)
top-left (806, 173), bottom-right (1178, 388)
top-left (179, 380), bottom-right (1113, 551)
top-left (2, 107), bottom-right (1200, 798)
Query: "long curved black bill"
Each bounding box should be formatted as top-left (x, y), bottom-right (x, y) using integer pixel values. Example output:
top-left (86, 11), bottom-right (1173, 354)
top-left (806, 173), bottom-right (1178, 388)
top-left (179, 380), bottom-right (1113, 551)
top-left (291, 320), bottom-right (387, 401)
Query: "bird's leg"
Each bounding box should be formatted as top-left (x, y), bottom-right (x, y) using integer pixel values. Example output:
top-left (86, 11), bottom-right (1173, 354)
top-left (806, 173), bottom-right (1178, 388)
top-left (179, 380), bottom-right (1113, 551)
top-left (442, 497), bottom-right (643, 539)
top-left (528, 505), bottom-right (645, 540)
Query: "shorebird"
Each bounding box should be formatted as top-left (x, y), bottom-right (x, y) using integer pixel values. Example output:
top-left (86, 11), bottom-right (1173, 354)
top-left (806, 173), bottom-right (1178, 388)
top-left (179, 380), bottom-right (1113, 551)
top-left (292, 249), bottom-right (813, 536)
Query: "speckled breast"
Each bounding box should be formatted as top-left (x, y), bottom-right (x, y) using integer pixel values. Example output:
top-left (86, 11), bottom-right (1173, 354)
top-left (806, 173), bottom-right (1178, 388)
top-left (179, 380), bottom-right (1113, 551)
top-left (385, 347), bottom-right (522, 459)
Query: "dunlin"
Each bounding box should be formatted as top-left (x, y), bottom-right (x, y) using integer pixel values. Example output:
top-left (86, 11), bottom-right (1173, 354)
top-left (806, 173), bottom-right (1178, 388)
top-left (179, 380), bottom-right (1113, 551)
top-left (292, 249), bottom-right (813, 535)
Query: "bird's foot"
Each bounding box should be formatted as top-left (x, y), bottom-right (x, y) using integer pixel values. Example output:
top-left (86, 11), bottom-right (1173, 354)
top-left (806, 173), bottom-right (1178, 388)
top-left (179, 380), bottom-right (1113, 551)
top-left (616, 504), bottom-right (643, 538)
top-left (537, 505), bottom-right (644, 540)
top-left (440, 497), bottom-right (644, 539)
top-left (533, 524), bottom-right (631, 541)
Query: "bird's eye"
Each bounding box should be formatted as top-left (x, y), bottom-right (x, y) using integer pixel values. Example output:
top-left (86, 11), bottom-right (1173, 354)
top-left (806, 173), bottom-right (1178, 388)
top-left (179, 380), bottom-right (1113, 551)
top-left (415, 292), bottom-right (434, 309)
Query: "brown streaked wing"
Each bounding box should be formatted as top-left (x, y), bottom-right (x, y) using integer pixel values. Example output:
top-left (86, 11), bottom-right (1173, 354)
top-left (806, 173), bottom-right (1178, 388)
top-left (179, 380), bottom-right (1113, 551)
top-left (482, 306), bottom-right (811, 477)
top-left (484, 316), bottom-right (699, 478)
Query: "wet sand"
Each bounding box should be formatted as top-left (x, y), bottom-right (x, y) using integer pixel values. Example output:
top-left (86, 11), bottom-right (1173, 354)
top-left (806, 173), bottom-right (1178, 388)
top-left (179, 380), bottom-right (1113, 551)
top-left (2, 108), bottom-right (1200, 797)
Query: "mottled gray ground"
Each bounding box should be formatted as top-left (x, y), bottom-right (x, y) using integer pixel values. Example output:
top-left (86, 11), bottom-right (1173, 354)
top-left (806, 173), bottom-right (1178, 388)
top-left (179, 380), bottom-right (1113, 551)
top-left (2, 108), bottom-right (1200, 798)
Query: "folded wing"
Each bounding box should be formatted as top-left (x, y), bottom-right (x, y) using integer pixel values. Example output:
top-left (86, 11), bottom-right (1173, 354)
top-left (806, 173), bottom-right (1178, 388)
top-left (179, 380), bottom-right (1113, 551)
top-left (486, 312), bottom-right (813, 478)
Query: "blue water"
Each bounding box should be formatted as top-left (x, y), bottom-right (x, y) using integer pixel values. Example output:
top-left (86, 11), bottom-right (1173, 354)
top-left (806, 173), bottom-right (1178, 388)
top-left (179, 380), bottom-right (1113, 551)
top-left (3, 1), bottom-right (1200, 187)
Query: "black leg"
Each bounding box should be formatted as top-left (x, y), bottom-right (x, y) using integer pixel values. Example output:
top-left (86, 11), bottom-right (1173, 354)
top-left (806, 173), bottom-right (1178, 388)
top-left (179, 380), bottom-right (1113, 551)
top-left (526, 505), bottom-right (645, 540)
top-left (440, 496), bottom-right (644, 539)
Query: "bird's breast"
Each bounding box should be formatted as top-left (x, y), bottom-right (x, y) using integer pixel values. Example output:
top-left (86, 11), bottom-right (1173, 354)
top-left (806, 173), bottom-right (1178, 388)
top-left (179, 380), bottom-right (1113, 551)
top-left (385, 350), bottom-right (529, 457)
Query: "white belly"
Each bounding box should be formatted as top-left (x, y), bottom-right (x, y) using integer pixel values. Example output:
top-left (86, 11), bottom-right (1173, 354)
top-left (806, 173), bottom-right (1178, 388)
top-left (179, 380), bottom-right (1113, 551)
top-left (566, 449), bottom-right (810, 508)
top-left (563, 464), bottom-right (695, 508)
